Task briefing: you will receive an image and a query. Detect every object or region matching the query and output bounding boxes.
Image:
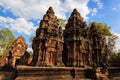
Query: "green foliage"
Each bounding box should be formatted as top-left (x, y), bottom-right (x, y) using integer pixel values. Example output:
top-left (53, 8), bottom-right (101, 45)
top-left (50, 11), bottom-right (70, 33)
top-left (0, 52), bottom-right (3, 56)
top-left (88, 22), bottom-right (111, 36)
top-left (88, 22), bottom-right (118, 59)
top-left (110, 49), bottom-right (120, 61)
top-left (0, 28), bottom-right (15, 42)
top-left (0, 28), bottom-right (15, 56)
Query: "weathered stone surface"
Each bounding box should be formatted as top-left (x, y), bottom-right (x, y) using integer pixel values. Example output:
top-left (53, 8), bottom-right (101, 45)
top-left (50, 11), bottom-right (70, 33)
top-left (0, 57), bottom-right (7, 67)
top-left (89, 22), bottom-right (108, 67)
top-left (0, 7), bottom-right (119, 80)
top-left (7, 36), bottom-right (28, 68)
top-left (109, 61), bottom-right (120, 67)
top-left (62, 9), bottom-right (90, 67)
top-left (95, 67), bottom-right (109, 80)
top-left (30, 7), bottom-right (108, 70)
top-left (0, 68), bottom-right (17, 80)
top-left (0, 7), bottom-right (111, 80)
top-left (19, 51), bottom-right (30, 65)
top-left (15, 65), bottom-right (93, 80)
top-left (30, 7), bottom-right (64, 67)
top-left (108, 67), bottom-right (120, 80)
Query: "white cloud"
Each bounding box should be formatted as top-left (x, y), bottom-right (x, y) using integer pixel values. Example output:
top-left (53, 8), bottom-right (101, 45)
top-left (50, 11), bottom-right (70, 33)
top-left (91, 0), bottom-right (103, 17)
top-left (0, 0), bottom-right (90, 20)
top-left (63, 0), bottom-right (90, 20)
top-left (91, 8), bottom-right (97, 16)
top-left (92, 0), bottom-right (103, 9)
top-left (112, 7), bottom-right (116, 11)
top-left (0, 16), bottom-right (37, 35)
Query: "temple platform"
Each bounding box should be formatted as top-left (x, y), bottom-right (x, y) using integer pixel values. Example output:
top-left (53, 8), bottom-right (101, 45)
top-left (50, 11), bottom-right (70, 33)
top-left (0, 66), bottom-right (120, 80)
top-left (16, 65), bottom-right (93, 80)
top-left (108, 67), bottom-right (120, 80)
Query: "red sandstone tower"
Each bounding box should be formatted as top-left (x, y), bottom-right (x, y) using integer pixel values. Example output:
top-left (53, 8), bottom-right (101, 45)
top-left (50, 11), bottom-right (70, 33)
top-left (30, 7), bottom-right (108, 68)
top-left (88, 22), bottom-right (108, 67)
top-left (62, 9), bottom-right (90, 67)
top-left (30, 7), bottom-right (64, 66)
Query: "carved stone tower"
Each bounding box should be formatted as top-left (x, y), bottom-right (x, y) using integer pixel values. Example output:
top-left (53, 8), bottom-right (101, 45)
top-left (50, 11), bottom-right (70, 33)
top-left (30, 7), bottom-right (64, 67)
top-left (88, 22), bottom-right (108, 67)
top-left (62, 9), bottom-right (90, 67)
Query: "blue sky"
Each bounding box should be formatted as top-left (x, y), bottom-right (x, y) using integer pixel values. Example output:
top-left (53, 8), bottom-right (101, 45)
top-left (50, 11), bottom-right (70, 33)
top-left (0, 0), bottom-right (120, 50)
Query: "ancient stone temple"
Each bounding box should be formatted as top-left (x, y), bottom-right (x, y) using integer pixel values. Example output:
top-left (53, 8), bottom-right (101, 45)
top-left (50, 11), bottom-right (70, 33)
top-left (62, 9), bottom-right (91, 67)
top-left (30, 7), bottom-right (64, 67)
top-left (0, 7), bottom-right (112, 80)
top-left (29, 7), bottom-right (108, 68)
top-left (7, 36), bottom-right (28, 68)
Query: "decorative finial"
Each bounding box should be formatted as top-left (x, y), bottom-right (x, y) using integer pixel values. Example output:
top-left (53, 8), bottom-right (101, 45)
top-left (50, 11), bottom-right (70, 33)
top-left (46, 6), bottom-right (54, 14)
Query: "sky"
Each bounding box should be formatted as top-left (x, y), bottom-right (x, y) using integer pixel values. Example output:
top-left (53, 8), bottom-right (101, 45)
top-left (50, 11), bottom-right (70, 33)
top-left (0, 0), bottom-right (120, 51)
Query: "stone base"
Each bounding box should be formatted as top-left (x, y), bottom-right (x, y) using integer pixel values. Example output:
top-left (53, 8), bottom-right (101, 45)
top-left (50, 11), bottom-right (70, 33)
top-left (0, 68), bottom-right (16, 80)
top-left (16, 65), bottom-right (93, 80)
top-left (108, 67), bottom-right (120, 80)
top-left (95, 68), bottom-right (109, 80)
top-left (1, 66), bottom-right (117, 80)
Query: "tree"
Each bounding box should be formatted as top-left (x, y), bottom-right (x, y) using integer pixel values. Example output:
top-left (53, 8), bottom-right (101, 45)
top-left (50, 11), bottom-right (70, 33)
top-left (88, 22), bottom-right (111, 36)
top-left (110, 49), bottom-right (120, 61)
top-left (88, 22), bottom-right (118, 60)
top-left (107, 34), bottom-right (118, 55)
top-left (0, 28), bottom-right (15, 56)
top-left (0, 28), bottom-right (15, 42)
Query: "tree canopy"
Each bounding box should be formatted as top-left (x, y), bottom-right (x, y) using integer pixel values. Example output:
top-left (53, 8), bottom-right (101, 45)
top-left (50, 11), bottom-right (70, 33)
top-left (88, 22), bottom-right (111, 36)
top-left (88, 22), bottom-right (119, 61)
top-left (110, 49), bottom-right (120, 61)
top-left (0, 28), bottom-right (15, 56)
top-left (0, 28), bottom-right (15, 42)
